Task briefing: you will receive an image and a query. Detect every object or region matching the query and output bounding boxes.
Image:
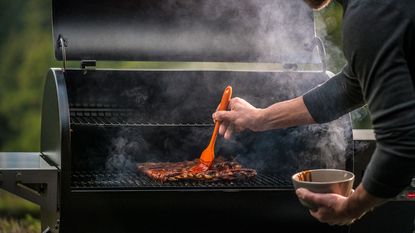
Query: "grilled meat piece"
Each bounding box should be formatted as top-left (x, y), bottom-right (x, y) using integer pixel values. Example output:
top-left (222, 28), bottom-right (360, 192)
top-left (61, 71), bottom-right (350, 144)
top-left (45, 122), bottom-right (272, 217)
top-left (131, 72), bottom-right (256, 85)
top-left (137, 157), bottom-right (257, 182)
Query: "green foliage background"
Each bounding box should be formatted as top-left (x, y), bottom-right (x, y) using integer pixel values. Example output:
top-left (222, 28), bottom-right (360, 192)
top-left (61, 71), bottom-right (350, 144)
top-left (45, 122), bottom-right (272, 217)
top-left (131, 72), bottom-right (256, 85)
top-left (0, 0), bottom-right (58, 151)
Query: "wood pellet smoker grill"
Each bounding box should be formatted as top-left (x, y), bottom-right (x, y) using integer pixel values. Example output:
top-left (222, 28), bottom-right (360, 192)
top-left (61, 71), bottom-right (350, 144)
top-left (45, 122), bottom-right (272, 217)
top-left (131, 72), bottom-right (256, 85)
top-left (0, 0), bottom-right (361, 232)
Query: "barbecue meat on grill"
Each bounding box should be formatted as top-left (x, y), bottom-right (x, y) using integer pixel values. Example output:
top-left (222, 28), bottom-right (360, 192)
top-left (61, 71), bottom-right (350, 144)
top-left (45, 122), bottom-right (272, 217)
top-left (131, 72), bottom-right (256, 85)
top-left (137, 157), bottom-right (257, 182)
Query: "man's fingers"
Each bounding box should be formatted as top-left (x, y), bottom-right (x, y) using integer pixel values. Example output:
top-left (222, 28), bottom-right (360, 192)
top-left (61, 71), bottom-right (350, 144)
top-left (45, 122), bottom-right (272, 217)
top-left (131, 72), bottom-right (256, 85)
top-left (228, 99), bottom-right (237, 111)
top-left (309, 209), bottom-right (319, 218)
top-left (296, 188), bottom-right (328, 206)
top-left (213, 111), bottom-right (235, 123)
top-left (219, 122), bottom-right (229, 135)
top-left (224, 124), bottom-right (234, 140)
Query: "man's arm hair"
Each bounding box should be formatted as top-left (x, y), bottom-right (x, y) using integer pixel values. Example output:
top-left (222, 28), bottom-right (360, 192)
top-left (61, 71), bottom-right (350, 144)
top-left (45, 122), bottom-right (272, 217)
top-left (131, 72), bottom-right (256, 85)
top-left (259, 96), bottom-right (315, 131)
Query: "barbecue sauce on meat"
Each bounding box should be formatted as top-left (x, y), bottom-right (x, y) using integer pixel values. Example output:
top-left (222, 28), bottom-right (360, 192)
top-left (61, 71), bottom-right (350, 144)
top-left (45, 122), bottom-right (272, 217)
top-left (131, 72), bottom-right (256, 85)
top-left (137, 157), bottom-right (257, 182)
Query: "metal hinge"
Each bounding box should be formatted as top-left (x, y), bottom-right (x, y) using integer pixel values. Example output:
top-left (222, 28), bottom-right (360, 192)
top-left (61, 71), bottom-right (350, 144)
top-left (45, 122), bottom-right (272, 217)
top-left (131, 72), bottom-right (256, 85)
top-left (81, 60), bottom-right (96, 75)
top-left (42, 227), bottom-right (51, 233)
top-left (57, 35), bottom-right (68, 73)
top-left (282, 63), bottom-right (299, 72)
top-left (305, 37), bottom-right (327, 73)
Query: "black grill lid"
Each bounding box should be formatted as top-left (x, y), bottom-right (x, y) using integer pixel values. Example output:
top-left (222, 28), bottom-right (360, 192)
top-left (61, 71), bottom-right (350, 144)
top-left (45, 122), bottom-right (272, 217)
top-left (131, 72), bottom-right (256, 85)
top-left (53, 0), bottom-right (318, 63)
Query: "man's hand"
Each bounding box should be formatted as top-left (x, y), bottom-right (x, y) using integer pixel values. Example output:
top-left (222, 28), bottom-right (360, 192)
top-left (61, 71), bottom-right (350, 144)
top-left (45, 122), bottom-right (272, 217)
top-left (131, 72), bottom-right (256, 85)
top-left (296, 188), bottom-right (360, 226)
top-left (295, 184), bottom-right (386, 226)
top-left (212, 96), bottom-right (315, 140)
top-left (212, 97), bottom-right (264, 140)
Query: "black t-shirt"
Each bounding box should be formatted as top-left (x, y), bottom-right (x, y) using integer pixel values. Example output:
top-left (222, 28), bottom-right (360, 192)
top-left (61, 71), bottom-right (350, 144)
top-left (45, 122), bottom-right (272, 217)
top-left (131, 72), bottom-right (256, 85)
top-left (303, 0), bottom-right (415, 198)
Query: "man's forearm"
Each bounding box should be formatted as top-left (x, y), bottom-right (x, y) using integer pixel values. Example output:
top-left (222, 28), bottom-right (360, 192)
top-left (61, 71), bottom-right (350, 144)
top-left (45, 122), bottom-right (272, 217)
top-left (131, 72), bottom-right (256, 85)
top-left (258, 96), bottom-right (316, 131)
top-left (345, 184), bottom-right (387, 220)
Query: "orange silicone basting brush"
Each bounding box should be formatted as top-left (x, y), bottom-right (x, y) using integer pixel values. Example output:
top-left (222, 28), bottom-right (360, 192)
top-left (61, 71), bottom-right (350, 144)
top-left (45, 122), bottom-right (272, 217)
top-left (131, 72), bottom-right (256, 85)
top-left (190, 86), bottom-right (232, 173)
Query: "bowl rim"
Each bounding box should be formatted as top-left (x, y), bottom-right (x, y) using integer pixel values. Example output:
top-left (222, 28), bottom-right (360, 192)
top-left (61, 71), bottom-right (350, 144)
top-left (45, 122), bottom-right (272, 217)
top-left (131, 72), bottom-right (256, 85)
top-left (292, 168), bottom-right (355, 185)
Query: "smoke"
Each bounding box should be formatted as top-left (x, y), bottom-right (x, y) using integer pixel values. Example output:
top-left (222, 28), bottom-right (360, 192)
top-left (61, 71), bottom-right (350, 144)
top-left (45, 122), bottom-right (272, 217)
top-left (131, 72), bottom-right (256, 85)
top-left (117, 0), bottom-right (319, 64)
top-left (307, 118), bottom-right (351, 169)
top-left (284, 115), bottom-right (352, 173)
top-left (105, 138), bottom-right (135, 172)
top-left (353, 140), bottom-right (371, 155)
top-left (105, 129), bottom-right (150, 173)
top-left (99, 0), bottom-right (352, 177)
top-left (104, 125), bottom-right (214, 173)
top-left (227, 115), bottom-right (352, 175)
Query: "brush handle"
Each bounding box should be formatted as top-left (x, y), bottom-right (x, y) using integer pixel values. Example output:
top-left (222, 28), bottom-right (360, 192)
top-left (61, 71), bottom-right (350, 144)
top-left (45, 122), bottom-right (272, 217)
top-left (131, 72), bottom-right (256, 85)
top-left (217, 86), bottom-right (232, 111)
top-left (198, 86), bottom-right (233, 168)
top-left (209, 86), bottom-right (232, 145)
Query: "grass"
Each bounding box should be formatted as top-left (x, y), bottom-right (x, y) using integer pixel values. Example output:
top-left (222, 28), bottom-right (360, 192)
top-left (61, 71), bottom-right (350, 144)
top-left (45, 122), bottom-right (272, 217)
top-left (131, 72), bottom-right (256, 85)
top-left (0, 190), bottom-right (40, 232)
top-left (0, 190), bottom-right (40, 218)
top-left (0, 215), bottom-right (40, 233)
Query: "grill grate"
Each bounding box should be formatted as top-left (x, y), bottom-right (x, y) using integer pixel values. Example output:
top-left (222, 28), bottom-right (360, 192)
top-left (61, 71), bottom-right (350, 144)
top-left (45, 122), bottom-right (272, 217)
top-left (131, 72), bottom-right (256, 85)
top-left (70, 110), bottom-right (213, 127)
top-left (70, 115), bottom-right (213, 127)
top-left (71, 171), bottom-right (292, 190)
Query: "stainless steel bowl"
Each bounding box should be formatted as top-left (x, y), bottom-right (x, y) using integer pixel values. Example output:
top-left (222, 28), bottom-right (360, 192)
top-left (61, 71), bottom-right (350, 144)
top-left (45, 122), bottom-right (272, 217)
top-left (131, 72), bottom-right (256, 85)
top-left (292, 169), bottom-right (355, 209)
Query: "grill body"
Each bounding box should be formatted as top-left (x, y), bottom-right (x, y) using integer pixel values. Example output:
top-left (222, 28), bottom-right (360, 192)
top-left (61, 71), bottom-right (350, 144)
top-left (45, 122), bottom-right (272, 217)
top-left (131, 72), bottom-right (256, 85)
top-left (41, 68), bottom-right (353, 232)
top-left (0, 0), bottom-right (413, 232)
top-left (20, 0), bottom-right (354, 232)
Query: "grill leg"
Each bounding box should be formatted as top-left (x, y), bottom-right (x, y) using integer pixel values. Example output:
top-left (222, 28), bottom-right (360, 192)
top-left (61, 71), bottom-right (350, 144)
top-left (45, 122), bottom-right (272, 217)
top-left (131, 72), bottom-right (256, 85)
top-left (0, 169), bottom-right (59, 232)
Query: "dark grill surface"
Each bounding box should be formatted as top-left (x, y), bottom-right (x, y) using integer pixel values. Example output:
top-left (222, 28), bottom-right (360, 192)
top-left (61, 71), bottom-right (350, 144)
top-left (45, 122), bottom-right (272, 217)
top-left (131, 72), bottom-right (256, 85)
top-left (71, 171), bottom-right (292, 190)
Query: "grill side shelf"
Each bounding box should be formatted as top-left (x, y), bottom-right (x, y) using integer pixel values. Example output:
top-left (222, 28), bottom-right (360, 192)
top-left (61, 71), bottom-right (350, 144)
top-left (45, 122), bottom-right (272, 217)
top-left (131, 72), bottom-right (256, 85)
top-left (0, 153), bottom-right (59, 210)
top-left (0, 153), bottom-right (60, 233)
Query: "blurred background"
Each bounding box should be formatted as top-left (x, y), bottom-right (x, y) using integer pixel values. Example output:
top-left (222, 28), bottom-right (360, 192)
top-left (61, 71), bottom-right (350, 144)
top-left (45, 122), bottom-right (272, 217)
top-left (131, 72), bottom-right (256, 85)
top-left (0, 0), bottom-right (371, 232)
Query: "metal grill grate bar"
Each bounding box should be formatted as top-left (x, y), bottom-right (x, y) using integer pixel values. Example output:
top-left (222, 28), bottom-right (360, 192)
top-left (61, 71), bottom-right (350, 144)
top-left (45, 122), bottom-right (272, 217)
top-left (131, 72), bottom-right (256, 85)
top-left (70, 116), bottom-right (213, 127)
top-left (70, 109), bottom-right (213, 127)
top-left (71, 171), bottom-right (292, 190)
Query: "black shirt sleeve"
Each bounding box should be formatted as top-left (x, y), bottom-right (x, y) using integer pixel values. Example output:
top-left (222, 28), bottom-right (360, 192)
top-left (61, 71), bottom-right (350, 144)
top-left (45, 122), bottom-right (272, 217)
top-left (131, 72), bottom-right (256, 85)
top-left (303, 67), bottom-right (365, 123)
top-left (342, 1), bottom-right (415, 198)
top-left (304, 0), bottom-right (415, 198)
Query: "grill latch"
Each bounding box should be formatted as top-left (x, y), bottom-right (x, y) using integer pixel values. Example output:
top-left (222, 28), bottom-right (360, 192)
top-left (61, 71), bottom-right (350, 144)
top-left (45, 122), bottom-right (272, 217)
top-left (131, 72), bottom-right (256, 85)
top-left (81, 60), bottom-right (96, 75)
